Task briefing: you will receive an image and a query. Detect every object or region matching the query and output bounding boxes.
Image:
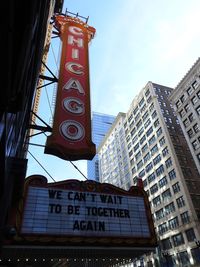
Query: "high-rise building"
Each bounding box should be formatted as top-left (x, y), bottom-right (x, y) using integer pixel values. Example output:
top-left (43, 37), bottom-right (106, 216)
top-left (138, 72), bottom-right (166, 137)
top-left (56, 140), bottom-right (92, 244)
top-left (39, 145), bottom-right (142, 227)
top-left (87, 112), bottom-right (115, 181)
top-left (99, 81), bottom-right (200, 266)
top-left (169, 58), bottom-right (200, 174)
top-left (98, 112), bottom-right (132, 190)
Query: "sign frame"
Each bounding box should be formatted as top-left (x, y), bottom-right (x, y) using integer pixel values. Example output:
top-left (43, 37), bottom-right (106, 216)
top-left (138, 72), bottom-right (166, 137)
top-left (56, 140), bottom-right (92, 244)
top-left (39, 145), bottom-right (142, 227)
top-left (13, 175), bottom-right (157, 248)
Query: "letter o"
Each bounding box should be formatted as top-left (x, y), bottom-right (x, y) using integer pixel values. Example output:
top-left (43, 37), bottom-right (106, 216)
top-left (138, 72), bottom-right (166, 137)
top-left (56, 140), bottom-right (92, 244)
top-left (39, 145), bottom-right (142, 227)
top-left (60, 120), bottom-right (85, 141)
top-left (63, 97), bottom-right (84, 115)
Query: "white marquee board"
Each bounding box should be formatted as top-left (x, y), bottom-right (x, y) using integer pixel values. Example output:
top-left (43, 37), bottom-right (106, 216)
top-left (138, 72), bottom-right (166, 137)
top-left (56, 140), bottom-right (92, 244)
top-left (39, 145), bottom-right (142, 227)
top-left (21, 186), bottom-right (151, 238)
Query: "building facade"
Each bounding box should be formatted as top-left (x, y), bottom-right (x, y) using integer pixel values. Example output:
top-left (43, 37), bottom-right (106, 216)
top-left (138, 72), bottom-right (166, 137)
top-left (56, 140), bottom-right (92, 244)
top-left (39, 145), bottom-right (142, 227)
top-left (98, 112), bottom-right (132, 190)
top-left (169, 58), bottom-right (200, 175)
top-left (87, 112), bottom-right (115, 181)
top-left (99, 81), bottom-right (200, 266)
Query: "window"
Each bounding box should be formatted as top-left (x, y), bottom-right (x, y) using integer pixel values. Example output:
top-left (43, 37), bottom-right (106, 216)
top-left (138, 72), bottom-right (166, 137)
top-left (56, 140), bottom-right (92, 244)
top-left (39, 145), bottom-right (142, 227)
top-left (132, 135), bottom-right (138, 145)
top-left (172, 182), bottom-right (180, 193)
top-left (128, 114), bottom-right (133, 122)
top-left (131, 127), bottom-right (136, 136)
top-left (187, 87), bottom-right (194, 96)
top-left (161, 238), bottom-right (172, 250)
top-left (142, 111), bottom-right (149, 121)
top-left (146, 126), bottom-right (153, 137)
top-left (139, 169), bottom-right (145, 178)
top-left (133, 106), bottom-right (139, 115)
top-left (149, 103), bottom-right (154, 112)
top-left (181, 211), bottom-right (190, 224)
top-left (177, 251), bottom-right (190, 265)
top-left (144, 118), bottom-right (151, 128)
top-left (153, 195), bottom-right (161, 207)
top-left (168, 216), bottom-right (179, 229)
top-left (180, 94), bottom-right (186, 103)
top-left (148, 135), bottom-right (156, 146)
top-left (165, 202), bottom-right (175, 215)
top-left (162, 146), bottom-right (169, 157)
top-left (176, 100), bottom-right (181, 109)
top-left (136, 119), bottom-right (142, 129)
top-left (146, 162), bottom-right (153, 172)
top-left (159, 137), bottom-right (165, 146)
top-left (192, 96), bottom-right (198, 105)
top-left (134, 142), bottom-right (139, 152)
top-left (153, 154), bottom-right (161, 165)
top-left (128, 142), bottom-right (132, 149)
top-left (185, 228), bottom-right (196, 242)
top-left (158, 222), bottom-right (168, 235)
top-left (156, 127), bottom-right (162, 137)
top-left (154, 119), bottom-right (160, 127)
top-left (168, 169), bottom-right (176, 180)
top-left (183, 118), bottom-right (189, 127)
top-left (155, 208), bottom-right (164, 220)
top-left (197, 153), bottom-right (200, 163)
top-left (165, 157), bottom-right (173, 168)
top-left (193, 123), bottom-right (199, 133)
top-left (151, 144), bottom-right (158, 155)
top-left (156, 164), bottom-right (164, 176)
top-left (179, 109), bottom-right (186, 117)
top-left (145, 89), bottom-right (150, 97)
top-left (137, 160), bottom-right (143, 170)
top-left (131, 167), bottom-right (136, 174)
top-left (150, 183), bottom-right (158, 194)
top-left (138, 127), bottom-right (144, 136)
top-left (192, 80), bottom-right (198, 89)
top-left (140, 135), bottom-right (146, 145)
top-left (135, 151), bottom-right (142, 161)
top-left (184, 103), bottom-right (190, 112)
top-left (159, 176), bottom-right (168, 188)
top-left (162, 189), bottom-right (172, 201)
top-left (152, 110), bottom-right (157, 119)
top-left (196, 105), bottom-right (200, 115)
top-left (139, 97), bottom-right (145, 107)
top-left (192, 139), bottom-right (199, 150)
top-left (187, 128), bottom-right (194, 138)
top-left (147, 172), bottom-right (156, 183)
top-left (142, 143), bottom-right (148, 153)
top-left (188, 113), bottom-right (194, 122)
top-left (144, 152), bottom-right (150, 163)
top-left (191, 248), bottom-right (200, 264)
top-left (176, 196), bottom-right (185, 208)
top-left (172, 233), bottom-right (185, 246)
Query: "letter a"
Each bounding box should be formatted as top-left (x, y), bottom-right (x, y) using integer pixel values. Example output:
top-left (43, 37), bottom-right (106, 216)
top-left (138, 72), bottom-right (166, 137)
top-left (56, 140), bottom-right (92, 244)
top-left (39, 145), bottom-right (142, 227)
top-left (63, 78), bottom-right (85, 94)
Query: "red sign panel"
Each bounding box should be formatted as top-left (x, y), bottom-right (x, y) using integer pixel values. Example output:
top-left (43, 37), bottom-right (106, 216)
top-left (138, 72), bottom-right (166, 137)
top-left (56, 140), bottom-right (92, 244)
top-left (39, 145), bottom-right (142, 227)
top-left (45, 15), bottom-right (96, 160)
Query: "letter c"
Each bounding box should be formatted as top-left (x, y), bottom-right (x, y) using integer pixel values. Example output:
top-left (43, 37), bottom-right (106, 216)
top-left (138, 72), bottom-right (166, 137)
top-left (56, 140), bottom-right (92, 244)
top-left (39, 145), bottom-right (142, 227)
top-left (65, 62), bottom-right (84, 75)
top-left (69, 26), bottom-right (83, 36)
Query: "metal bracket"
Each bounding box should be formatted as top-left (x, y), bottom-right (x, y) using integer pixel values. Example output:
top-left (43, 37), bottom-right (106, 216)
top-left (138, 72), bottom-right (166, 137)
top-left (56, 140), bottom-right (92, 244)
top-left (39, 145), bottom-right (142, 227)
top-left (37, 61), bottom-right (58, 89)
top-left (28, 111), bottom-right (52, 138)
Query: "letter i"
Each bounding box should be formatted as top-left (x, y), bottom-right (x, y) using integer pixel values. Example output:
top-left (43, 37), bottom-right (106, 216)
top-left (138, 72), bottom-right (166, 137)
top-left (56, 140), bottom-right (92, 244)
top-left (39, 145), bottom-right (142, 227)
top-left (72, 48), bottom-right (79, 60)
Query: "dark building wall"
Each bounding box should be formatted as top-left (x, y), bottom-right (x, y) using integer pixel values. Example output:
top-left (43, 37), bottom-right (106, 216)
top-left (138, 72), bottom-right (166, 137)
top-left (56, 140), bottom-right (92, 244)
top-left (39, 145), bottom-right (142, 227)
top-left (0, 0), bottom-right (63, 247)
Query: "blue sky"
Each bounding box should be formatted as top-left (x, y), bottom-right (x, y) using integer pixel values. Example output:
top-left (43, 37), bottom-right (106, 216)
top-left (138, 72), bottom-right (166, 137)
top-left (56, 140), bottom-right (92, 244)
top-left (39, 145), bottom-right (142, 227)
top-left (27, 0), bottom-right (200, 182)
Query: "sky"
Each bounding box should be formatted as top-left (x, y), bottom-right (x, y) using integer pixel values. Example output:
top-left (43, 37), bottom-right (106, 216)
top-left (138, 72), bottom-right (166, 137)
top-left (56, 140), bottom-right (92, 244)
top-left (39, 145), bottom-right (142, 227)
top-left (26, 0), bottom-right (200, 182)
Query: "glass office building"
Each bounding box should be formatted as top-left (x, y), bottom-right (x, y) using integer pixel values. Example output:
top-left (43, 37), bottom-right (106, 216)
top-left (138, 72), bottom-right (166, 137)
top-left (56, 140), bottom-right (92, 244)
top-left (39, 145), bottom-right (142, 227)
top-left (87, 112), bottom-right (115, 181)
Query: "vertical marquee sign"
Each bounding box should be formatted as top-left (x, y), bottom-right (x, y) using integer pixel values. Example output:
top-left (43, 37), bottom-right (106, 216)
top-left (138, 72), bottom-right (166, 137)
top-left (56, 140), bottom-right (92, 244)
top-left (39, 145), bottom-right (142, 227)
top-left (45, 15), bottom-right (96, 160)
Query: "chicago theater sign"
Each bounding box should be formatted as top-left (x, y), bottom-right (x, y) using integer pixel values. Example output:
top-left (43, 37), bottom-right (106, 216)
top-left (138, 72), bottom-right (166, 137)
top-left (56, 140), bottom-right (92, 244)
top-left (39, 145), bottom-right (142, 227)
top-left (45, 15), bottom-right (96, 160)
